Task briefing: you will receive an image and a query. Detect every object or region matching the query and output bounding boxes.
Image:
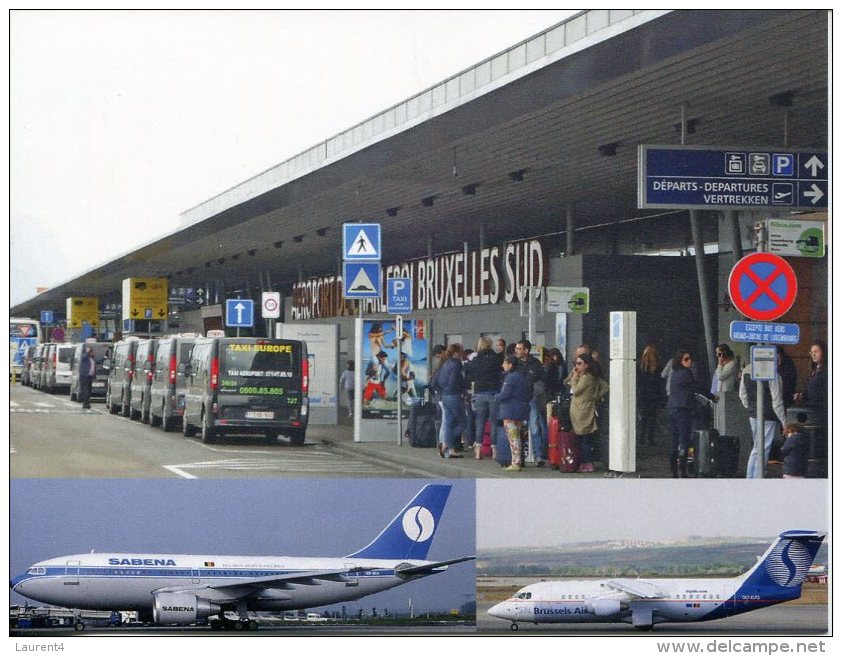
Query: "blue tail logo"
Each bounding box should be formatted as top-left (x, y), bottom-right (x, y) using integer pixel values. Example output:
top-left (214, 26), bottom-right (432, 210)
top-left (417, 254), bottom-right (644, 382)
top-left (346, 485), bottom-right (452, 560)
top-left (736, 530), bottom-right (824, 599)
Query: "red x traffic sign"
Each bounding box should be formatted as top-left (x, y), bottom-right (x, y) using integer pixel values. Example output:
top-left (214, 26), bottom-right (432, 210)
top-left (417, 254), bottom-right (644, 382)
top-left (728, 253), bottom-right (797, 322)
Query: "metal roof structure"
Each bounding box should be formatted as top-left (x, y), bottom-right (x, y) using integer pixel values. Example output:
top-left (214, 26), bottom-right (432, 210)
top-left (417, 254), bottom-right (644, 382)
top-left (11, 9), bottom-right (828, 317)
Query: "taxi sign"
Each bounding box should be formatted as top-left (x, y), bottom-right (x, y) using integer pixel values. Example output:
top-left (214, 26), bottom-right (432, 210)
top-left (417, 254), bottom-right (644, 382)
top-left (728, 253), bottom-right (797, 322)
top-left (387, 278), bottom-right (412, 314)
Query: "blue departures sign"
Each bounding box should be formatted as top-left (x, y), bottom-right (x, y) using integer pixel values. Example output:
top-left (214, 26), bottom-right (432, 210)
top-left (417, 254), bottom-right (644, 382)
top-left (638, 145), bottom-right (827, 211)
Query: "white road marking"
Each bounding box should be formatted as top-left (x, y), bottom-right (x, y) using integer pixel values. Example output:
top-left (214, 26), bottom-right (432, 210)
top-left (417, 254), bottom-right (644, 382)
top-left (163, 453), bottom-right (387, 478)
top-left (10, 401), bottom-right (19, 407)
top-left (32, 402), bottom-right (56, 408)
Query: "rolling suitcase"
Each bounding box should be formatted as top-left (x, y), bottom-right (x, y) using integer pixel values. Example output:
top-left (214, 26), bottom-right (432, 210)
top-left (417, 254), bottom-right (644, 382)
top-left (548, 415), bottom-right (561, 469)
top-left (689, 429), bottom-right (740, 478)
top-left (558, 429), bottom-right (580, 473)
top-left (480, 420), bottom-right (494, 458)
top-left (408, 402), bottom-right (438, 448)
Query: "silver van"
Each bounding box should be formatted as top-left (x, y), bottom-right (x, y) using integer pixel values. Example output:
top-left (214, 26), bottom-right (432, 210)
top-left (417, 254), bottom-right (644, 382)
top-left (148, 335), bottom-right (196, 431)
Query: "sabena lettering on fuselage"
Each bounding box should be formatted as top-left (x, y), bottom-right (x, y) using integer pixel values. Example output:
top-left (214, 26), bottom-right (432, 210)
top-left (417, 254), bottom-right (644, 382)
top-left (107, 558), bottom-right (178, 566)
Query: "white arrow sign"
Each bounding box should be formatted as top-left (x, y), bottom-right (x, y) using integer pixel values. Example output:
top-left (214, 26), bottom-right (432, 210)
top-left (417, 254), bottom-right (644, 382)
top-left (804, 184), bottom-right (825, 205)
top-left (804, 155), bottom-right (825, 177)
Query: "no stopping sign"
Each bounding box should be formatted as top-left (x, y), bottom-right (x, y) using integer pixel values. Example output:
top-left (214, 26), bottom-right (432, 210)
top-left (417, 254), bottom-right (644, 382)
top-left (728, 253), bottom-right (797, 322)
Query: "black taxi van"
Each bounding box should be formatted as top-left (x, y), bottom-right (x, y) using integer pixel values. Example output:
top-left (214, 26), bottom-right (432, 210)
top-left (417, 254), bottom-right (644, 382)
top-left (182, 337), bottom-right (309, 444)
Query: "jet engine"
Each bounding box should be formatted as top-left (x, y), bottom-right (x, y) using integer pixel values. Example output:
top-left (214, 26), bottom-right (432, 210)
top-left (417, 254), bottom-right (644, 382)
top-left (587, 598), bottom-right (623, 617)
top-left (152, 592), bottom-right (221, 625)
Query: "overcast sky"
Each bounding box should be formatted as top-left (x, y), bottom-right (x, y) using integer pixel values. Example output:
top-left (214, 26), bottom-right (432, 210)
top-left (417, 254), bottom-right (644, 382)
top-left (9, 8), bottom-right (577, 306)
top-left (477, 479), bottom-right (829, 549)
top-left (10, 479), bottom-right (475, 614)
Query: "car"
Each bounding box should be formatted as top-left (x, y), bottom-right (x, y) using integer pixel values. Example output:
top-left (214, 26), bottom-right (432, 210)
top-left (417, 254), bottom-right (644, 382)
top-left (104, 338), bottom-right (139, 417)
top-left (148, 335), bottom-right (196, 431)
top-left (182, 337), bottom-right (309, 444)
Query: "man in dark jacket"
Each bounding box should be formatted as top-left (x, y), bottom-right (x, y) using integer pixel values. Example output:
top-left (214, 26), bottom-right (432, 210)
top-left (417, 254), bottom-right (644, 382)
top-left (515, 339), bottom-right (547, 466)
top-left (78, 345), bottom-right (97, 409)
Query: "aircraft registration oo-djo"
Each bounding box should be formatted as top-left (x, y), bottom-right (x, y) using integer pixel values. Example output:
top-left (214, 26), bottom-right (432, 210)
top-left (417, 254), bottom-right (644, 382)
top-left (11, 484), bottom-right (474, 631)
top-left (488, 530), bottom-right (824, 631)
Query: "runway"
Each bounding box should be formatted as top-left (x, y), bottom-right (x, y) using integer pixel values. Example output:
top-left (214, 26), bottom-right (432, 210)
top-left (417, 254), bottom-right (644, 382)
top-left (476, 601), bottom-right (828, 634)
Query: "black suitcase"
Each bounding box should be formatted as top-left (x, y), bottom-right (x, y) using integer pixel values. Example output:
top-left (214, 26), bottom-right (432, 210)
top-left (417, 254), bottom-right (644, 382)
top-left (689, 429), bottom-right (740, 478)
top-left (408, 403), bottom-right (438, 448)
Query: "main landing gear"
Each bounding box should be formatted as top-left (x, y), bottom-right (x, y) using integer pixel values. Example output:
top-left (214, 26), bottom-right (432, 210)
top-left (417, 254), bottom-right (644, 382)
top-left (209, 617), bottom-right (259, 631)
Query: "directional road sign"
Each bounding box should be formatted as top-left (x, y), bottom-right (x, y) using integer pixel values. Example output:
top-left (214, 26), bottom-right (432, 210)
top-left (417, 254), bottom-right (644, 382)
top-left (225, 298), bottom-right (254, 327)
top-left (261, 291), bottom-right (281, 319)
top-left (638, 145), bottom-right (828, 210)
top-left (343, 262), bottom-right (381, 299)
top-left (386, 277), bottom-right (412, 314)
top-left (728, 253), bottom-right (797, 322)
top-left (343, 223), bottom-right (381, 261)
top-left (730, 321), bottom-right (800, 345)
top-left (40, 310), bottom-right (53, 324)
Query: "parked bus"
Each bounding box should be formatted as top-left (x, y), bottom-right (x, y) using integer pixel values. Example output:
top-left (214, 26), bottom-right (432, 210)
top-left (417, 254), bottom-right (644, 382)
top-left (10, 317), bottom-right (42, 379)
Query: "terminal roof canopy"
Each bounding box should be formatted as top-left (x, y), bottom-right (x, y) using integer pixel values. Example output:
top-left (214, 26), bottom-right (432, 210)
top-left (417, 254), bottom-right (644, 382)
top-left (11, 10), bottom-right (828, 317)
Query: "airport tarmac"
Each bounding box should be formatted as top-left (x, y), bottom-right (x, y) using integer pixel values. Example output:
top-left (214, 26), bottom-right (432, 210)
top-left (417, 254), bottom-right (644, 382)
top-left (476, 601), bottom-right (828, 634)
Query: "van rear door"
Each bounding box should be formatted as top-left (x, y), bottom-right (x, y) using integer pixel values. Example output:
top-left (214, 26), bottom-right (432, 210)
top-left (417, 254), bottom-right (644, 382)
top-left (217, 339), bottom-right (304, 423)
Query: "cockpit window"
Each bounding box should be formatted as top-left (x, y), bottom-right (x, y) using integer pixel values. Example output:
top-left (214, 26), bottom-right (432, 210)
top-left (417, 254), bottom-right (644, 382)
top-left (27, 567), bottom-right (46, 575)
top-left (514, 591), bottom-right (532, 600)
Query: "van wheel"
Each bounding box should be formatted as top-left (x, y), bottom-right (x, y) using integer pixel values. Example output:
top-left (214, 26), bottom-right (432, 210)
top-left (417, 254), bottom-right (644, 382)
top-left (182, 415), bottom-right (197, 437)
top-left (150, 410), bottom-right (161, 427)
top-left (162, 412), bottom-right (172, 432)
top-left (264, 431), bottom-right (278, 443)
top-left (201, 412), bottom-right (217, 444)
top-left (141, 406), bottom-right (150, 423)
top-left (288, 429), bottom-right (306, 446)
top-left (70, 390), bottom-right (77, 402)
top-left (107, 390), bottom-right (119, 415)
top-left (121, 395), bottom-right (131, 417)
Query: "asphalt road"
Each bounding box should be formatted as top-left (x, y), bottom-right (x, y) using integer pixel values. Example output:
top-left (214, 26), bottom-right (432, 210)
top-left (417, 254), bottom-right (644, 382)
top-left (10, 384), bottom-right (419, 479)
top-left (476, 601), bottom-right (828, 634)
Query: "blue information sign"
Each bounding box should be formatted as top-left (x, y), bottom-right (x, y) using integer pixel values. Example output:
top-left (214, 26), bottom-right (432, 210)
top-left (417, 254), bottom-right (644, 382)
top-left (343, 223), bottom-right (382, 261)
top-left (225, 299), bottom-right (254, 327)
top-left (730, 321), bottom-right (800, 345)
top-left (40, 310), bottom-right (53, 324)
top-left (386, 277), bottom-right (413, 314)
top-left (343, 262), bottom-right (381, 299)
top-left (639, 145), bottom-right (827, 210)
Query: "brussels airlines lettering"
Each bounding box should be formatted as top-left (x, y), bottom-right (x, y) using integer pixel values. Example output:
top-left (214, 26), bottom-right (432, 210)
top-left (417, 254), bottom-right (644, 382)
top-left (109, 558), bottom-right (178, 566)
top-left (291, 239), bottom-right (545, 320)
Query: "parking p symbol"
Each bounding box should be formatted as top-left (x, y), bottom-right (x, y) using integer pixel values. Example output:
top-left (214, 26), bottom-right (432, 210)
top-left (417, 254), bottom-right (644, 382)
top-left (773, 154), bottom-right (794, 176)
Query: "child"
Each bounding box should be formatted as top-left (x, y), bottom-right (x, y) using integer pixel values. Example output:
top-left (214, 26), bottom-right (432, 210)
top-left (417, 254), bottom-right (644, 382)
top-left (780, 423), bottom-right (807, 479)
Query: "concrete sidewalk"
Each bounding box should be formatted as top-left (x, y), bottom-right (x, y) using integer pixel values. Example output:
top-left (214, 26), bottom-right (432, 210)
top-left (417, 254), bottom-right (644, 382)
top-left (307, 416), bottom-right (675, 479)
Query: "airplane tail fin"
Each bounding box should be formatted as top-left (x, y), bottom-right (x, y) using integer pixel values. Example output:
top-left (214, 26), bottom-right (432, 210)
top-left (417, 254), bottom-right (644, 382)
top-left (345, 484), bottom-right (452, 561)
top-left (735, 530), bottom-right (825, 600)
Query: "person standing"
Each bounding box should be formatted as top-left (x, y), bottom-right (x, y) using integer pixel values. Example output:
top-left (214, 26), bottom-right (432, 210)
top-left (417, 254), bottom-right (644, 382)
top-left (739, 357), bottom-right (786, 479)
top-left (711, 343), bottom-right (739, 436)
top-left (78, 345), bottom-right (96, 409)
top-left (667, 349), bottom-right (714, 478)
top-left (494, 355), bottom-right (531, 472)
top-left (464, 337), bottom-right (503, 459)
top-left (431, 343), bottom-right (467, 459)
top-left (637, 343), bottom-right (663, 446)
top-left (566, 352), bottom-right (608, 473)
top-left (794, 340), bottom-right (828, 422)
top-left (780, 423), bottom-right (808, 479)
top-left (515, 339), bottom-right (547, 467)
top-left (338, 360), bottom-right (355, 417)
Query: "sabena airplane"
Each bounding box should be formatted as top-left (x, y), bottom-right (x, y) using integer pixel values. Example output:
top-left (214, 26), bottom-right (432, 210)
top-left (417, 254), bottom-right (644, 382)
top-left (488, 530), bottom-right (824, 631)
top-left (11, 484), bottom-right (474, 631)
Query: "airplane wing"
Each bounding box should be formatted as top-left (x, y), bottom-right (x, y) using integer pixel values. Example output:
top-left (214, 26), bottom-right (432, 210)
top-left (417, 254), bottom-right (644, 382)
top-left (152, 568), bottom-right (376, 602)
top-left (395, 556), bottom-right (476, 579)
top-left (603, 579), bottom-right (668, 599)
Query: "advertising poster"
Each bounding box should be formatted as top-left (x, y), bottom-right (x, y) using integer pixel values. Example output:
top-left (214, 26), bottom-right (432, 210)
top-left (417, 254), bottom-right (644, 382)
top-left (361, 319), bottom-right (429, 420)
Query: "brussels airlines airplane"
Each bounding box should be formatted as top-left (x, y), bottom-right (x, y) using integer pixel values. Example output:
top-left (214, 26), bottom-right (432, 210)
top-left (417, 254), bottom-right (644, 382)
top-left (488, 530), bottom-right (824, 631)
top-left (11, 484), bottom-right (473, 631)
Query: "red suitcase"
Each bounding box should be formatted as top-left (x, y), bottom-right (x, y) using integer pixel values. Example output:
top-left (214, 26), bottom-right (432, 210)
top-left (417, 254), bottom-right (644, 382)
top-left (559, 429), bottom-right (581, 473)
top-left (548, 416), bottom-right (562, 468)
top-left (480, 420), bottom-right (494, 458)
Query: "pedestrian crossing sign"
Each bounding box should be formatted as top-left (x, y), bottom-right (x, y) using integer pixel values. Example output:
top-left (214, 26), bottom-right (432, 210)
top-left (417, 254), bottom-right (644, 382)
top-left (343, 262), bottom-right (382, 298)
top-left (343, 223), bottom-right (381, 261)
